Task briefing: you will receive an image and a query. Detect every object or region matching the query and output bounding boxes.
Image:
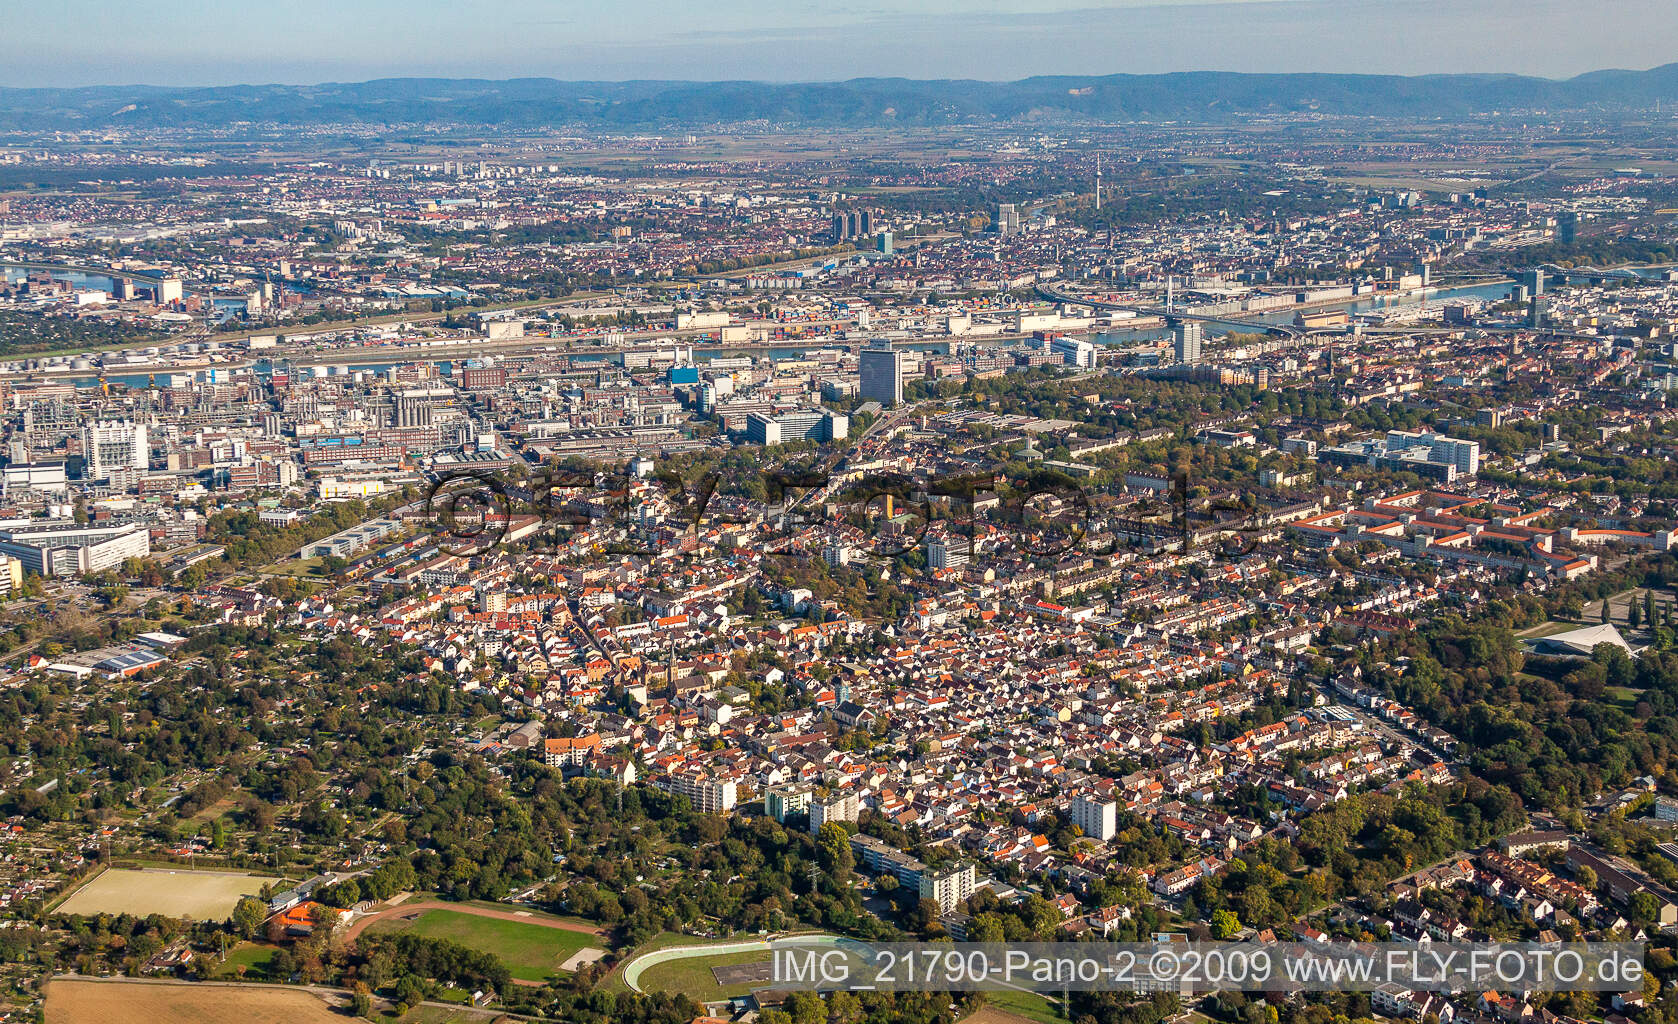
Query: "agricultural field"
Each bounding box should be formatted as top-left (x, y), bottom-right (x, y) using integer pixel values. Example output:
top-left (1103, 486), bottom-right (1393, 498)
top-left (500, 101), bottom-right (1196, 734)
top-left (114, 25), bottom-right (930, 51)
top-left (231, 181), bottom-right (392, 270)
top-left (54, 867), bottom-right (271, 920)
top-left (365, 907), bottom-right (601, 984)
top-left (44, 979), bottom-right (347, 1024)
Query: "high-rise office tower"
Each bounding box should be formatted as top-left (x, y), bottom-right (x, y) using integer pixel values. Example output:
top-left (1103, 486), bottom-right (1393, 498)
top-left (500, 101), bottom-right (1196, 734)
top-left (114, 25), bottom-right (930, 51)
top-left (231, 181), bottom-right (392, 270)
top-left (1172, 321), bottom-right (1203, 365)
top-left (859, 339), bottom-right (905, 406)
top-left (1558, 211), bottom-right (1579, 245)
top-left (996, 203), bottom-right (1020, 237)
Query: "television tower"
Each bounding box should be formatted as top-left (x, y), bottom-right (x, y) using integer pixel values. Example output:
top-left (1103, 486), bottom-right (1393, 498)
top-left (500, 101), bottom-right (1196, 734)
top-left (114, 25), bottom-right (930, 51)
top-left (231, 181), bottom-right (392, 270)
top-left (1094, 153), bottom-right (1102, 211)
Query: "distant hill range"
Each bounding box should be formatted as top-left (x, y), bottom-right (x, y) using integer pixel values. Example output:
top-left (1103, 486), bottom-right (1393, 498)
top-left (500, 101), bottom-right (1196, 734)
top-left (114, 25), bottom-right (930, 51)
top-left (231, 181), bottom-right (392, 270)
top-left (5, 66), bottom-right (1678, 130)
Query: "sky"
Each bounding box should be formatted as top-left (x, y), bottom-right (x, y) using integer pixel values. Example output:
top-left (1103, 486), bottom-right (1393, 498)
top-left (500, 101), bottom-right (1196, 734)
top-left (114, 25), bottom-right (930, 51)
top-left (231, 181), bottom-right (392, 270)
top-left (5, 0), bottom-right (1678, 88)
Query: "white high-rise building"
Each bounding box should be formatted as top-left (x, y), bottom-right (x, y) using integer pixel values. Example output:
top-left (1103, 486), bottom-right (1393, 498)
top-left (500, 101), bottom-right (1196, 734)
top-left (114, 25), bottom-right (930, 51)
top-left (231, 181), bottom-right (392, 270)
top-left (927, 537), bottom-right (969, 570)
top-left (1172, 322), bottom-right (1203, 365)
top-left (660, 772), bottom-right (736, 813)
top-left (809, 791), bottom-right (861, 833)
top-left (1070, 794), bottom-right (1118, 842)
top-left (1050, 336), bottom-right (1096, 368)
top-left (83, 421), bottom-right (148, 481)
top-left (1386, 430), bottom-right (1481, 476)
top-left (919, 863), bottom-right (977, 913)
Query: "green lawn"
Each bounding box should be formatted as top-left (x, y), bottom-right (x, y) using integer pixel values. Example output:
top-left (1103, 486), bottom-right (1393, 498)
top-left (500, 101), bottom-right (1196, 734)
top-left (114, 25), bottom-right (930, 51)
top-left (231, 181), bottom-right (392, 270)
top-left (257, 557), bottom-right (326, 578)
top-left (1607, 685), bottom-right (1647, 710)
top-left (983, 989), bottom-right (1071, 1024)
top-left (1517, 619), bottom-right (1582, 639)
top-left (632, 948), bottom-right (772, 1002)
top-left (367, 909), bottom-right (598, 983)
top-left (220, 942), bottom-right (279, 979)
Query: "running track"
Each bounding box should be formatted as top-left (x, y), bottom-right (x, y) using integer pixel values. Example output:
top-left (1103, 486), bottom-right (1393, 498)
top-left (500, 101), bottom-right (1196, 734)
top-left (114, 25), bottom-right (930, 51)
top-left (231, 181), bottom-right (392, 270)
top-left (342, 900), bottom-right (605, 945)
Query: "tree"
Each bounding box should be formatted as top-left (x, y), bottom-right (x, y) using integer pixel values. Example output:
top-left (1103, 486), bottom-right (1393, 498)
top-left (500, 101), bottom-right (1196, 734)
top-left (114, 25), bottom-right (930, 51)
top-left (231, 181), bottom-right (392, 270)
top-left (1211, 909), bottom-right (1242, 938)
top-left (1631, 891), bottom-right (1659, 924)
top-left (232, 896), bottom-right (266, 939)
top-left (394, 973), bottom-right (425, 1009)
top-left (342, 878), bottom-right (363, 906)
top-left (815, 822), bottom-right (854, 883)
top-left (909, 898), bottom-right (941, 932)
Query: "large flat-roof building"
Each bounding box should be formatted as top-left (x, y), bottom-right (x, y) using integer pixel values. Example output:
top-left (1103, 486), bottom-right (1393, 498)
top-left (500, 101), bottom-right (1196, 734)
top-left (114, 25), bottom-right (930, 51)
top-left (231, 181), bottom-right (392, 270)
top-left (1318, 430), bottom-right (1481, 483)
top-left (1, 460), bottom-right (67, 497)
top-left (304, 518), bottom-right (402, 559)
top-left (850, 833), bottom-right (977, 911)
top-left (0, 520), bottom-right (150, 577)
top-left (744, 408), bottom-right (848, 446)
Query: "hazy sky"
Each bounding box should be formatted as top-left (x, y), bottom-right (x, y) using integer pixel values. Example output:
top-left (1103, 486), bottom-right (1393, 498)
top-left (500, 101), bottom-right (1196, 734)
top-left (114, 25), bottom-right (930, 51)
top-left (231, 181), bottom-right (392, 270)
top-left (5, 0), bottom-right (1678, 87)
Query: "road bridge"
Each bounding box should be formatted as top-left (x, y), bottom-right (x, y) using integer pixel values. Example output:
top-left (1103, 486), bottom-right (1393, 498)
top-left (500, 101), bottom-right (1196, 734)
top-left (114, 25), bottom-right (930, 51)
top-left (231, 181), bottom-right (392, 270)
top-left (0, 259), bottom-right (171, 283)
top-left (1036, 284), bottom-right (1303, 341)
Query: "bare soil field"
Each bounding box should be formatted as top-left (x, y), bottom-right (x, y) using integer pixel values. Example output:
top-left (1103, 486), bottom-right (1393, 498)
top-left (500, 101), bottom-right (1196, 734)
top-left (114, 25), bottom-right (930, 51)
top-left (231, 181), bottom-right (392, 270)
top-left (56, 867), bottom-right (271, 920)
top-left (45, 979), bottom-right (347, 1024)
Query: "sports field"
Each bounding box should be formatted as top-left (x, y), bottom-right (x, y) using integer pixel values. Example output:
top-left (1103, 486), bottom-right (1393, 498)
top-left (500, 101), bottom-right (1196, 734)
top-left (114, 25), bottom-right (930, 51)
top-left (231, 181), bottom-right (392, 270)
top-left (45, 979), bottom-right (346, 1024)
top-left (55, 867), bottom-right (272, 920)
top-left (366, 907), bottom-right (599, 983)
top-left (633, 948), bottom-right (774, 1001)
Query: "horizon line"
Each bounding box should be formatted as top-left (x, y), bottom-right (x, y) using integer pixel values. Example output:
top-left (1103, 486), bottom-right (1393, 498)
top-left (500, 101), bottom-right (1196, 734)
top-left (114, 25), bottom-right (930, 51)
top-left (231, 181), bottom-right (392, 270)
top-left (3, 62), bottom-right (1676, 93)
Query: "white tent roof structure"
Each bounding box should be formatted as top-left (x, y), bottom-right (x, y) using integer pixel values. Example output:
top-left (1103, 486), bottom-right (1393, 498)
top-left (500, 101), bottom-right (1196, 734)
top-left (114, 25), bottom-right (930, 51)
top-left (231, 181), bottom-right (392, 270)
top-left (1529, 622), bottom-right (1640, 658)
